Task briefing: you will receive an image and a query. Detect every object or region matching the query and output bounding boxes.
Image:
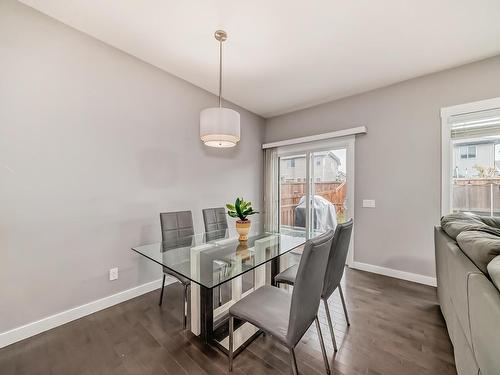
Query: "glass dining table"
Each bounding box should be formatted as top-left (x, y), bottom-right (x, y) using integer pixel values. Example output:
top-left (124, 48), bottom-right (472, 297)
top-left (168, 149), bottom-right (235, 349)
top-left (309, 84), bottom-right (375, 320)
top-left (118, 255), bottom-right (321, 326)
top-left (131, 224), bottom-right (307, 355)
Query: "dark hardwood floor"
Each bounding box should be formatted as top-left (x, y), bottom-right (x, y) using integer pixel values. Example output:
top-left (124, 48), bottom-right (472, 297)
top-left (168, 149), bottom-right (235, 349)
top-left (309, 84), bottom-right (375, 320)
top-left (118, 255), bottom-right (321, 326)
top-left (0, 268), bottom-right (456, 375)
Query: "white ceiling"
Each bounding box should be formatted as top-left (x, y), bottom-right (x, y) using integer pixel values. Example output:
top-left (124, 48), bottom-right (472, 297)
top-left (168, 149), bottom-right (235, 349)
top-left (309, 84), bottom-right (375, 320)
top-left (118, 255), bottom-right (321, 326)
top-left (20, 0), bottom-right (500, 118)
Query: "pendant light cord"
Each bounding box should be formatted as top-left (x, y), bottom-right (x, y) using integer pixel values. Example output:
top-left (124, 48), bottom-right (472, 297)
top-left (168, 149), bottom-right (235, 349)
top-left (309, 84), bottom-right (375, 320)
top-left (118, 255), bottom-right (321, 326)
top-left (218, 38), bottom-right (223, 108)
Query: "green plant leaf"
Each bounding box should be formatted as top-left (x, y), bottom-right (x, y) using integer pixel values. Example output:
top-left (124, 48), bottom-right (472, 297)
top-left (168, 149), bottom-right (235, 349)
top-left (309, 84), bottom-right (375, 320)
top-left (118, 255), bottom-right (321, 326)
top-left (235, 198), bottom-right (243, 219)
top-left (227, 197), bottom-right (258, 220)
top-left (244, 208), bottom-right (258, 216)
top-left (227, 211), bottom-right (238, 218)
top-left (241, 199), bottom-right (252, 211)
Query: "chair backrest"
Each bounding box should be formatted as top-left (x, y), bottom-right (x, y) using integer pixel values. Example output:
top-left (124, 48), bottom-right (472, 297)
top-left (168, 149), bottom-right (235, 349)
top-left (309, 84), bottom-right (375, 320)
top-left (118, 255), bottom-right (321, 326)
top-left (286, 229), bottom-right (334, 347)
top-left (159, 211), bottom-right (194, 278)
top-left (202, 207), bottom-right (228, 241)
top-left (160, 211), bottom-right (194, 244)
top-left (322, 219), bottom-right (353, 299)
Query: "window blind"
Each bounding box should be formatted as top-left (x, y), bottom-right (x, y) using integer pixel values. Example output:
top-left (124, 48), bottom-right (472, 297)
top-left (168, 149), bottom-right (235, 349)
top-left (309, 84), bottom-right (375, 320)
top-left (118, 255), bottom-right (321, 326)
top-left (449, 107), bottom-right (500, 139)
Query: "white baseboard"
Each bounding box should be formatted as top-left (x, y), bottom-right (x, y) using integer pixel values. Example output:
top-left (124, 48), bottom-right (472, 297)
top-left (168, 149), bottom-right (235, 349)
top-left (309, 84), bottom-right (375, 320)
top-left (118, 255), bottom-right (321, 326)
top-left (350, 261), bottom-right (437, 287)
top-left (0, 276), bottom-right (176, 349)
top-left (0, 262), bottom-right (436, 349)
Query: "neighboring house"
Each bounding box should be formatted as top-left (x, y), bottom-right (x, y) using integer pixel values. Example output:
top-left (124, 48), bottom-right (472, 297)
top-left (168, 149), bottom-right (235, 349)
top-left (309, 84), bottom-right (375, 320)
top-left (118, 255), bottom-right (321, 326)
top-left (453, 139), bottom-right (498, 178)
top-left (280, 151), bottom-right (341, 182)
top-left (337, 170), bottom-right (347, 181)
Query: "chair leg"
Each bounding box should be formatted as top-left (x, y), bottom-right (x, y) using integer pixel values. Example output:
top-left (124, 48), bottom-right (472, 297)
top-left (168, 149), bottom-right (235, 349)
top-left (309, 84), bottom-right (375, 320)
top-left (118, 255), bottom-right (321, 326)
top-left (218, 271), bottom-right (222, 306)
top-left (289, 348), bottom-right (299, 375)
top-left (315, 316), bottom-right (331, 375)
top-left (228, 315), bottom-right (234, 372)
top-left (338, 285), bottom-right (350, 326)
top-left (323, 298), bottom-right (338, 352)
top-left (183, 284), bottom-right (189, 329)
top-left (159, 274), bottom-right (166, 306)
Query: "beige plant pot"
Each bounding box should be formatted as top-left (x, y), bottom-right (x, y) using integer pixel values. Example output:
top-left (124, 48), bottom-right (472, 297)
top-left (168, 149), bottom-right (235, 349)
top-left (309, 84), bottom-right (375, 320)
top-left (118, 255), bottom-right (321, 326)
top-left (236, 220), bottom-right (251, 242)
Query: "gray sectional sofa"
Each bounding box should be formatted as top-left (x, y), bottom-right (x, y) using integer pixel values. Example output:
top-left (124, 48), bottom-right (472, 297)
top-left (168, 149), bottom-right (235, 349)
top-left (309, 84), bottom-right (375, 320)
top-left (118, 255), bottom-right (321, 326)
top-left (435, 213), bottom-right (500, 375)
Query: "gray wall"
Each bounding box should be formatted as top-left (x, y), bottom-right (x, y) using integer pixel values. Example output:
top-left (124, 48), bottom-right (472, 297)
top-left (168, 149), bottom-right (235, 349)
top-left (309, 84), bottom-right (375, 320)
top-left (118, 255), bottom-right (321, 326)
top-left (266, 55), bottom-right (500, 279)
top-left (0, 0), bottom-right (264, 332)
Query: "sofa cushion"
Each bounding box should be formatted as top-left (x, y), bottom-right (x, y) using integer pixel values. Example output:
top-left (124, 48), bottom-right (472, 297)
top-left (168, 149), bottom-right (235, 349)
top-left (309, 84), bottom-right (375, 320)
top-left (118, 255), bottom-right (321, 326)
top-left (456, 231), bottom-right (500, 274)
top-left (441, 213), bottom-right (500, 240)
top-left (487, 255), bottom-right (500, 291)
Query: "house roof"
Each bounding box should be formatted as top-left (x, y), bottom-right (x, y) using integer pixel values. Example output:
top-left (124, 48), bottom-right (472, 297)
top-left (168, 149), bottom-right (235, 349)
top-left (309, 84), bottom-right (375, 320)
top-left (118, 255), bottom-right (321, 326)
top-left (280, 151), bottom-right (341, 165)
top-left (454, 139), bottom-right (499, 146)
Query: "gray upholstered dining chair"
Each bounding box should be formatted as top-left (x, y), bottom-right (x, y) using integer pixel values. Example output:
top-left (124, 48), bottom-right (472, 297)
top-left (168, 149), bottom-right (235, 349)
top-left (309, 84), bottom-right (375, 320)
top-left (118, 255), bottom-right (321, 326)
top-left (202, 207), bottom-right (230, 306)
top-left (202, 207), bottom-right (228, 241)
top-left (228, 230), bottom-right (335, 375)
top-left (275, 219), bottom-right (354, 351)
top-left (159, 211), bottom-right (194, 328)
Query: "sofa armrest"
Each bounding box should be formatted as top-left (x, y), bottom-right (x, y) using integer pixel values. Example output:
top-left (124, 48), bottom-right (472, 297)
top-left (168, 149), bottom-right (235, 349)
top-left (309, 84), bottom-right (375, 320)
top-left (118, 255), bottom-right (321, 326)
top-left (468, 273), bottom-right (500, 375)
top-left (487, 255), bottom-right (500, 291)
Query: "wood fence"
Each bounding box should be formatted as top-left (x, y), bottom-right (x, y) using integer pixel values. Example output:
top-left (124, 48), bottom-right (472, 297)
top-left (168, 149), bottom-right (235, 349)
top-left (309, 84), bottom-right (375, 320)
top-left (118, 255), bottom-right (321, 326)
top-left (280, 181), bottom-right (346, 226)
top-left (453, 178), bottom-right (500, 215)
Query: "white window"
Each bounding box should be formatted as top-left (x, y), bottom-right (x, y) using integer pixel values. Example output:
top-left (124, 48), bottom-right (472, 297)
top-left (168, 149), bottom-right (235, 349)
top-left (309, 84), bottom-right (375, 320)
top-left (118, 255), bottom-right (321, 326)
top-left (442, 97), bottom-right (500, 216)
top-left (459, 145), bottom-right (476, 159)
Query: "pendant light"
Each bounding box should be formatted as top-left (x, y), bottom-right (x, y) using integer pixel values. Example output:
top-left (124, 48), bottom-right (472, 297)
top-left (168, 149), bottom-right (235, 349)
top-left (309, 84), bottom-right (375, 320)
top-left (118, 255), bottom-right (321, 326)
top-left (200, 30), bottom-right (240, 148)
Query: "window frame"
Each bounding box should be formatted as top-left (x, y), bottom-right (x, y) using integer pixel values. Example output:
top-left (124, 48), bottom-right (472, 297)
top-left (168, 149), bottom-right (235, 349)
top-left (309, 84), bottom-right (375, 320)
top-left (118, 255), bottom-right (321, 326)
top-left (441, 97), bottom-right (500, 215)
top-left (468, 145), bottom-right (477, 159)
top-left (459, 146), bottom-right (468, 159)
top-left (459, 145), bottom-right (477, 159)
top-left (276, 136), bottom-right (355, 265)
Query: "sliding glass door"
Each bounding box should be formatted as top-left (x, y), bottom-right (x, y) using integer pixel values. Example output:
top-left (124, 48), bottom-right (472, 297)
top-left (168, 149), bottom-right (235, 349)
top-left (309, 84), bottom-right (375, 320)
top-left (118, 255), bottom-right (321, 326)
top-left (277, 138), bottom-right (354, 262)
top-left (310, 148), bottom-right (349, 229)
top-left (279, 153), bottom-right (308, 234)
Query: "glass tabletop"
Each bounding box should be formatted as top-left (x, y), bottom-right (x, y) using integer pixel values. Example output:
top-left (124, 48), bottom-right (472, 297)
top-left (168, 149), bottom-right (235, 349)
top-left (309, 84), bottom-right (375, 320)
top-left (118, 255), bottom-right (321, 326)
top-left (131, 225), bottom-right (307, 289)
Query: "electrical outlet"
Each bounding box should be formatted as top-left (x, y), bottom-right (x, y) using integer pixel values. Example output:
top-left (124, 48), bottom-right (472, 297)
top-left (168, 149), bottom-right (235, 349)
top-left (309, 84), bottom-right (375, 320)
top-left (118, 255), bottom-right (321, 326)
top-left (109, 267), bottom-right (118, 281)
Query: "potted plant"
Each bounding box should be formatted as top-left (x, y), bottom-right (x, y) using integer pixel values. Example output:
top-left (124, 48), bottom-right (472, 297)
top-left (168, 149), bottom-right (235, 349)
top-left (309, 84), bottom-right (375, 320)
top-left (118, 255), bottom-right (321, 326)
top-left (226, 198), bottom-right (258, 241)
